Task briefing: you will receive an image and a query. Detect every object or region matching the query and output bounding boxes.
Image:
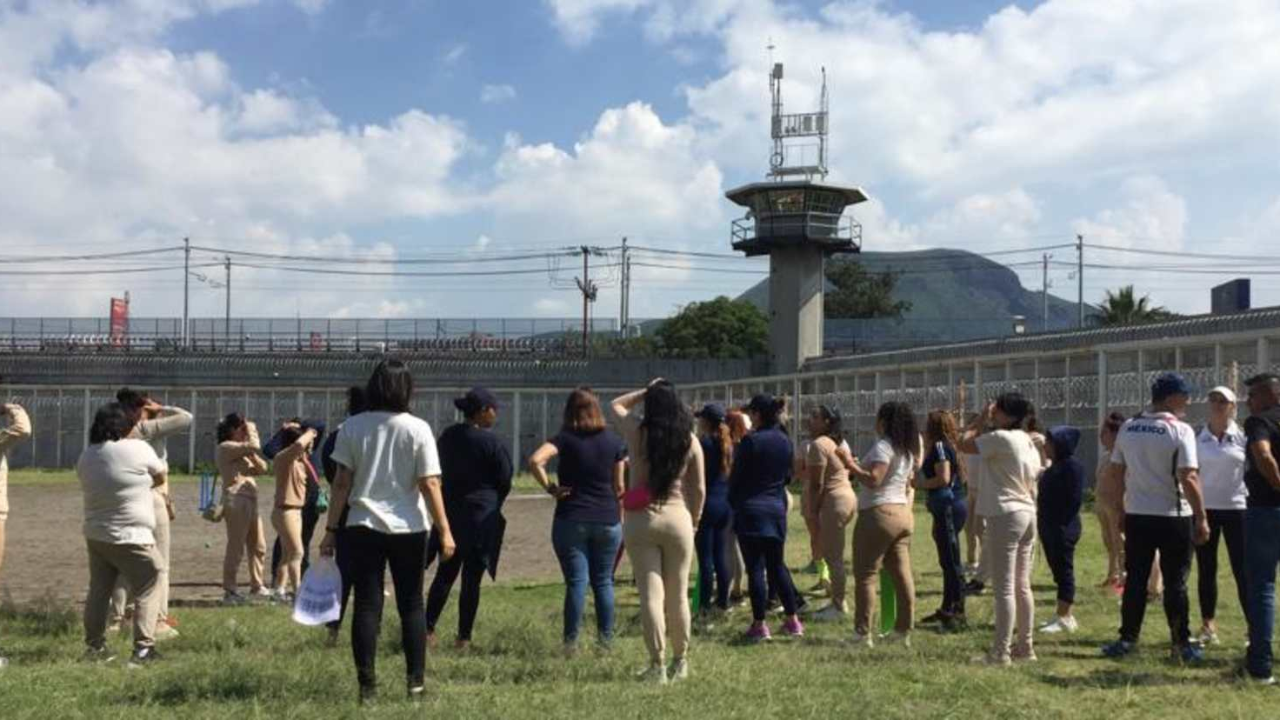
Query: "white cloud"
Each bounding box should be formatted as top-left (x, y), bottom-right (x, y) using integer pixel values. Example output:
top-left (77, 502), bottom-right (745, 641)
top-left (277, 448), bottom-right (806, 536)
top-left (490, 102), bottom-right (725, 239)
top-left (678, 0), bottom-right (1280, 199)
top-left (480, 84), bottom-right (517, 104)
top-left (1072, 175), bottom-right (1188, 251)
top-left (443, 43), bottom-right (468, 65)
top-left (289, 0), bottom-right (329, 15)
top-left (544, 0), bottom-right (741, 44)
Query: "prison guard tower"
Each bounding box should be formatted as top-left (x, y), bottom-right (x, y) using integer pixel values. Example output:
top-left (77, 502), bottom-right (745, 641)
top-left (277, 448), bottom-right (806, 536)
top-left (726, 63), bottom-right (867, 374)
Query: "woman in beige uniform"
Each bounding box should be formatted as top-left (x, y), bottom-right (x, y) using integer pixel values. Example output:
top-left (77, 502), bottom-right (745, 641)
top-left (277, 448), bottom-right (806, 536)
top-left (216, 413), bottom-right (270, 605)
top-left (270, 424), bottom-right (319, 601)
top-left (1095, 412), bottom-right (1126, 593)
top-left (611, 380), bottom-right (706, 685)
top-left (0, 401), bottom-right (32, 670)
top-left (806, 405), bottom-right (857, 621)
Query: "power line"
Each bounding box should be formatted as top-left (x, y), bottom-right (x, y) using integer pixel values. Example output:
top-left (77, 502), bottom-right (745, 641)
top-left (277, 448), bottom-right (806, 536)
top-left (232, 261), bottom-right (621, 278)
top-left (0, 263), bottom-right (219, 276)
top-left (191, 244), bottom-right (581, 265)
top-left (0, 247), bottom-right (184, 264)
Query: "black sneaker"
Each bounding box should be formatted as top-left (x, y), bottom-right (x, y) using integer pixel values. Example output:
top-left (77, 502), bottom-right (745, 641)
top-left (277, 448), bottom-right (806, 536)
top-left (359, 685), bottom-right (377, 706)
top-left (127, 647), bottom-right (161, 669)
top-left (963, 580), bottom-right (985, 596)
top-left (408, 685), bottom-right (426, 704)
top-left (83, 645), bottom-right (117, 664)
top-left (920, 611), bottom-right (949, 625)
top-left (941, 615), bottom-right (969, 633)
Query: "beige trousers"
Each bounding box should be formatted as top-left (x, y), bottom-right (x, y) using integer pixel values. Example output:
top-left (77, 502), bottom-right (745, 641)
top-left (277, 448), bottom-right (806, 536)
top-left (623, 502), bottom-right (695, 665)
top-left (1096, 503), bottom-right (1125, 581)
top-left (271, 507), bottom-right (304, 593)
top-left (223, 493), bottom-right (266, 594)
top-left (0, 517), bottom-right (6, 580)
top-left (853, 504), bottom-right (915, 635)
top-left (819, 488), bottom-right (857, 608)
top-left (85, 540), bottom-right (161, 650)
top-left (110, 490), bottom-right (170, 623)
top-left (986, 509), bottom-right (1036, 660)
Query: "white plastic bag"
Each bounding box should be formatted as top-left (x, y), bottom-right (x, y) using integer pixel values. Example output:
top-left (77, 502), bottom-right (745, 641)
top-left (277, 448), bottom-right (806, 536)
top-left (291, 556), bottom-right (342, 626)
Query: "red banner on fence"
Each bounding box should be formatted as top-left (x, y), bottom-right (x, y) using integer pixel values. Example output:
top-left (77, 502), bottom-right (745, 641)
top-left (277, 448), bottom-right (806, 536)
top-left (109, 297), bottom-right (129, 347)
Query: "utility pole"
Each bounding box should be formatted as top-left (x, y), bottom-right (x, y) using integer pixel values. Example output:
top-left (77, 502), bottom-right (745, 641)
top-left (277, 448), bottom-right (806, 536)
top-left (1042, 252), bottom-right (1052, 332)
top-left (1076, 233), bottom-right (1084, 328)
top-left (182, 237), bottom-right (190, 348)
top-left (574, 246), bottom-right (598, 358)
top-left (619, 237), bottom-right (630, 339)
top-left (224, 256), bottom-right (232, 351)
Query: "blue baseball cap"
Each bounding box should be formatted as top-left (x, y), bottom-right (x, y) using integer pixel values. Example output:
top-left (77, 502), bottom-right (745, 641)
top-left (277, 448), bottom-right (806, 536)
top-left (695, 403), bottom-right (726, 423)
top-left (454, 387), bottom-right (500, 414)
top-left (1151, 373), bottom-right (1192, 402)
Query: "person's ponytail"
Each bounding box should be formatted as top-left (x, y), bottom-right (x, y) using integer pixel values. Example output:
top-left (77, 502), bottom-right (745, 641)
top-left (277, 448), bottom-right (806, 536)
top-left (715, 422), bottom-right (733, 476)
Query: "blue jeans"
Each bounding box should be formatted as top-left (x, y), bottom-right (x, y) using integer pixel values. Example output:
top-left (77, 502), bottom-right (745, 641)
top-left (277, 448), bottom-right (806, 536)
top-left (1246, 507), bottom-right (1280, 678)
top-left (694, 500), bottom-right (732, 611)
top-left (928, 496), bottom-right (967, 615)
top-left (552, 518), bottom-right (623, 644)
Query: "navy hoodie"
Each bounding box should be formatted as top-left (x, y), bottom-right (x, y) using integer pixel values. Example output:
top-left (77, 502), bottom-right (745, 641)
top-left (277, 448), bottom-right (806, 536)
top-left (1037, 426), bottom-right (1084, 531)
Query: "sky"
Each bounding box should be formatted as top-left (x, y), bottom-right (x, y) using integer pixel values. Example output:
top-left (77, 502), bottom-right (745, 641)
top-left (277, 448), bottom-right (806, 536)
top-left (1, 0), bottom-right (1278, 325)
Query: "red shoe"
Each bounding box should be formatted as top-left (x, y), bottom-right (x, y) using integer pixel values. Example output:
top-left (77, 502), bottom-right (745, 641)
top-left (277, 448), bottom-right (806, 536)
top-left (163, 616), bottom-right (179, 628)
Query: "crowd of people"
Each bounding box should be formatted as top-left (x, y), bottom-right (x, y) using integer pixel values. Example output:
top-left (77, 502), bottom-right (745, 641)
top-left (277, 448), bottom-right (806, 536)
top-left (3, 365), bottom-right (1280, 696)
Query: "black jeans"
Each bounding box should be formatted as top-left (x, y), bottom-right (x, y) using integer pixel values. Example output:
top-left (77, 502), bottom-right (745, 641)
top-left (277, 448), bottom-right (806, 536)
top-left (424, 550), bottom-right (487, 642)
top-left (345, 528), bottom-right (428, 691)
top-left (1119, 514), bottom-right (1193, 645)
top-left (929, 498), bottom-right (967, 615)
top-left (1039, 519), bottom-right (1081, 605)
top-left (738, 535), bottom-right (799, 622)
top-left (325, 528), bottom-right (356, 633)
top-left (1195, 508), bottom-right (1248, 623)
top-left (272, 501), bottom-right (319, 579)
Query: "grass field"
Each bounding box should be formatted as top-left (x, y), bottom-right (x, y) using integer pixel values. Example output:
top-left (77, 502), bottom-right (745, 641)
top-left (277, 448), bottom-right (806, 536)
top-left (0, 476), bottom-right (1271, 719)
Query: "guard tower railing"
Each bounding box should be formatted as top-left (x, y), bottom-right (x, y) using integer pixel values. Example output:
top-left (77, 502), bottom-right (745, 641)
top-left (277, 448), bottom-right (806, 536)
top-left (731, 212), bottom-right (862, 248)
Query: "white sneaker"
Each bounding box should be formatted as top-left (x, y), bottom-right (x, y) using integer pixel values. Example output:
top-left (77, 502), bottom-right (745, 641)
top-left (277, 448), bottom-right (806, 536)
top-left (972, 652), bottom-right (1012, 667)
top-left (668, 657), bottom-right (689, 682)
top-left (878, 631), bottom-right (912, 648)
top-left (1199, 628), bottom-right (1220, 646)
top-left (809, 604), bottom-right (848, 622)
top-left (1039, 616), bottom-right (1079, 634)
top-left (849, 632), bottom-right (875, 649)
top-left (637, 664), bottom-right (668, 685)
top-left (0, 656), bottom-right (8, 670)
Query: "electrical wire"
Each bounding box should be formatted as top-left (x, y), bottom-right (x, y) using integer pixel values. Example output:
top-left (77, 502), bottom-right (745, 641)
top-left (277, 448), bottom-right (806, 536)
top-left (0, 247), bottom-right (185, 264)
top-left (0, 263), bottom-right (220, 276)
top-left (191, 245), bottom-right (582, 265)
top-left (232, 261), bottom-right (622, 278)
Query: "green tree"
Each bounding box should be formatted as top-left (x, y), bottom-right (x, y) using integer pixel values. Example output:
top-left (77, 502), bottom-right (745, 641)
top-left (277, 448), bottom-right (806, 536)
top-left (824, 261), bottom-right (912, 320)
top-left (653, 296), bottom-right (768, 359)
top-left (1098, 285), bottom-right (1176, 326)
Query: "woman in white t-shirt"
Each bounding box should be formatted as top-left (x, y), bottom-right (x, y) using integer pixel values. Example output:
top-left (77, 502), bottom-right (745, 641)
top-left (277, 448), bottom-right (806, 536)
top-left (959, 393), bottom-right (1042, 666)
top-left (1193, 386), bottom-right (1248, 645)
top-left (843, 402), bottom-right (919, 648)
top-left (319, 360), bottom-right (455, 705)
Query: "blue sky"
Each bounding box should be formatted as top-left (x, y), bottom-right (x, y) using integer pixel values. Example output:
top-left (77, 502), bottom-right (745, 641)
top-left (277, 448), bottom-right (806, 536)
top-left (1, 0), bottom-right (1278, 322)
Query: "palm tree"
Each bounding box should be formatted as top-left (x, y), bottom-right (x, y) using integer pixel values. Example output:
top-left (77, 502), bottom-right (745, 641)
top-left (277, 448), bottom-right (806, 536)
top-left (1098, 285), bottom-right (1175, 326)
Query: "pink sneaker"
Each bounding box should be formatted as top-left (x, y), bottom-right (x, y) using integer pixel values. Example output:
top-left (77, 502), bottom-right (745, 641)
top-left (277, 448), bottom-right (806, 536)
top-left (744, 622), bottom-right (772, 643)
top-left (779, 616), bottom-right (805, 638)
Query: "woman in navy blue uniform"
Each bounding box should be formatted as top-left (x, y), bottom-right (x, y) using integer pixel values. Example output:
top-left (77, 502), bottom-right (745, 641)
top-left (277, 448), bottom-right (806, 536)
top-left (919, 410), bottom-right (968, 631)
top-left (730, 394), bottom-right (803, 642)
top-left (694, 404), bottom-right (734, 622)
top-left (425, 387), bottom-right (513, 650)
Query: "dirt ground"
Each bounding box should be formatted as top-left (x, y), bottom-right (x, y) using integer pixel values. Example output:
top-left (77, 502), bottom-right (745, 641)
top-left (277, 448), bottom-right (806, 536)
top-left (0, 480), bottom-right (564, 607)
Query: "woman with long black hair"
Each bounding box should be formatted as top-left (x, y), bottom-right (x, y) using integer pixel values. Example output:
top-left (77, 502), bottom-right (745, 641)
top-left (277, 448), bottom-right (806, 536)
top-left (845, 402), bottom-right (919, 648)
top-left (425, 387), bottom-right (513, 651)
top-left (611, 380), bottom-right (706, 685)
top-left (729, 394), bottom-right (804, 643)
top-left (693, 403), bottom-right (734, 623)
top-left (805, 405), bottom-right (857, 621)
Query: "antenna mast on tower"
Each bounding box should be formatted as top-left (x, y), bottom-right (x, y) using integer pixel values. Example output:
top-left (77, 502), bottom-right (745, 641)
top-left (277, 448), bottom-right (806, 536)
top-left (768, 59), bottom-right (829, 181)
